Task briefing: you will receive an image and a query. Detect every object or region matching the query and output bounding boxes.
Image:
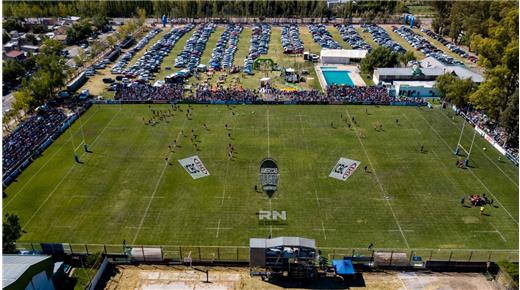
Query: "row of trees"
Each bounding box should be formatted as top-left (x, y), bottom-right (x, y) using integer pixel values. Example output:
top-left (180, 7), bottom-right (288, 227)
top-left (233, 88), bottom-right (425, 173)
top-left (11, 40), bottom-right (67, 115)
top-left (432, 4), bottom-right (518, 147)
top-left (3, 1), bottom-right (404, 19)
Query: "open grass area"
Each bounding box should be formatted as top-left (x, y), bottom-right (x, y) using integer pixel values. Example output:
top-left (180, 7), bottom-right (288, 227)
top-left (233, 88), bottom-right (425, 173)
top-left (354, 26), bottom-right (379, 49)
top-left (5, 104), bottom-right (518, 253)
top-left (328, 25), bottom-right (352, 49)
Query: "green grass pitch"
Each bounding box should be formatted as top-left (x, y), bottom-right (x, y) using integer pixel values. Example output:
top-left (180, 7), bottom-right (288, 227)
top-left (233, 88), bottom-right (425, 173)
top-left (4, 104), bottom-right (518, 254)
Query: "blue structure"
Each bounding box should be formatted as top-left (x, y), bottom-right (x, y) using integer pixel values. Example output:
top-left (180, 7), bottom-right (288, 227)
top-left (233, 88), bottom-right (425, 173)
top-left (332, 259), bottom-right (355, 275)
top-left (162, 15), bottom-right (167, 27)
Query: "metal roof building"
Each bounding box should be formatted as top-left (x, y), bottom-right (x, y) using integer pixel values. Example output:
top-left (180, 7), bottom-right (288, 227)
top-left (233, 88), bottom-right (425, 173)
top-left (320, 49), bottom-right (368, 64)
top-left (3, 255), bottom-right (55, 290)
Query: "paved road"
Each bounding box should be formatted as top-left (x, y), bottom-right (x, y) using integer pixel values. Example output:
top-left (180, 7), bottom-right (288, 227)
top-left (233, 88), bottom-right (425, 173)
top-left (3, 93), bottom-right (15, 112)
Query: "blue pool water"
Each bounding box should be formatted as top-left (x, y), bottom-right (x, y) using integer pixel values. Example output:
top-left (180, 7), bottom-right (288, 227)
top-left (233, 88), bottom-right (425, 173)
top-left (322, 70), bottom-right (354, 86)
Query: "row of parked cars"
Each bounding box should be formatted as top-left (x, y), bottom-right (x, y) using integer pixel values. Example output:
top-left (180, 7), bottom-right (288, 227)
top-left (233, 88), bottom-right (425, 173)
top-left (362, 24), bottom-right (406, 54)
top-left (308, 24), bottom-right (341, 49)
top-left (420, 28), bottom-right (478, 63)
top-left (175, 23), bottom-right (217, 70)
top-left (244, 24), bottom-right (271, 75)
top-left (281, 25), bottom-right (304, 54)
top-left (209, 24), bottom-right (243, 70)
top-left (111, 28), bottom-right (163, 74)
top-left (115, 24), bottom-right (194, 82)
top-left (336, 24), bottom-right (371, 51)
top-left (393, 25), bottom-right (463, 66)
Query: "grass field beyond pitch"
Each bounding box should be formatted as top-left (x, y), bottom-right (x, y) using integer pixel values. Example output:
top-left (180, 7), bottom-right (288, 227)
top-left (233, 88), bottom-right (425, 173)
top-left (4, 104), bottom-right (518, 252)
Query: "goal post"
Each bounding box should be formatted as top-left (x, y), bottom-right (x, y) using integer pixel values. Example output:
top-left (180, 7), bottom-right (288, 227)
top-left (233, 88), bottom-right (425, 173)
top-left (454, 120), bottom-right (477, 167)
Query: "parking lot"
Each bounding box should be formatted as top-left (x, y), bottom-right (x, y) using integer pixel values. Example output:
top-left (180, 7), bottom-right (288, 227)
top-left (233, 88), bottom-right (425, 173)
top-left (77, 23), bottom-right (482, 97)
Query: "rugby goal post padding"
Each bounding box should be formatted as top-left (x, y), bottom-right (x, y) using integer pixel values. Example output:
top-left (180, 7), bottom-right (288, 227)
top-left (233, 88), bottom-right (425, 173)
top-left (454, 120), bottom-right (477, 166)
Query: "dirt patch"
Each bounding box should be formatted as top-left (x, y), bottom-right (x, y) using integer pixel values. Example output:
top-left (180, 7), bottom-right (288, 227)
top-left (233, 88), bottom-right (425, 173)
top-left (104, 265), bottom-right (498, 290)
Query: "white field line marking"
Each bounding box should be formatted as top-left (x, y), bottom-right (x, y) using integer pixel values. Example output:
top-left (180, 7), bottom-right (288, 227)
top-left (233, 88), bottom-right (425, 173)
top-left (438, 110), bottom-right (518, 187)
top-left (417, 113), bottom-right (519, 226)
top-left (268, 198), bottom-right (273, 237)
top-left (314, 190), bottom-right (321, 207)
top-left (215, 219), bottom-right (221, 238)
top-left (344, 107), bottom-right (410, 249)
top-left (132, 118), bottom-right (188, 243)
top-left (21, 109), bottom-right (122, 229)
top-left (266, 108), bottom-right (270, 157)
top-left (5, 108), bottom-right (101, 207)
top-left (298, 112), bottom-right (329, 237)
top-left (491, 224), bottom-right (507, 242)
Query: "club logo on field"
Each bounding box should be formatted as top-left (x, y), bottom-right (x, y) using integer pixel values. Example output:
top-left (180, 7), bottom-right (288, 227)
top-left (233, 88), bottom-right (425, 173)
top-left (259, 158), bottom-right (279, 198)
top-left (257, 210), bottom-right (287, 225)
top-left (178, 155), bottom-right (210, 179)
top-left (329, 157), bottom-right (361, 181)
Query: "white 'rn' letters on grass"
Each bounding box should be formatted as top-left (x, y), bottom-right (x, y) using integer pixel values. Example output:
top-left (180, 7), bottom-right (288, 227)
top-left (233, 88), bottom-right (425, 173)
top-left (178, 155), bottom-right (210, 179)
top-left (329, 157), bottom-right (361, 181)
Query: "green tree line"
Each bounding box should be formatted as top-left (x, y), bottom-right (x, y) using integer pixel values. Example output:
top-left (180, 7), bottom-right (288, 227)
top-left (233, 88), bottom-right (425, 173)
top-left (3, 0), bottom-right (401, 19)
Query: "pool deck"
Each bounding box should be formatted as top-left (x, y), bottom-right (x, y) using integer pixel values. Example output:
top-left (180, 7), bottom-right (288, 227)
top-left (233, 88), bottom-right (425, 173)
top-left (315, 63), bottom-right (366, 91)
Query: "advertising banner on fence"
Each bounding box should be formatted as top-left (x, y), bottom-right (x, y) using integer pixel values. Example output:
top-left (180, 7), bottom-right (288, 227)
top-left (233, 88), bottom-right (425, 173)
top-left (329, 157), bottom-right (361, 181)
top-left (178, 155), bottom-right (210, 179)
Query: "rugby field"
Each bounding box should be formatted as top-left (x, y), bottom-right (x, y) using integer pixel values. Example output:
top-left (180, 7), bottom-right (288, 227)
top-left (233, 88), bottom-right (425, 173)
top-left (4, 104), bottom-right (518, 254)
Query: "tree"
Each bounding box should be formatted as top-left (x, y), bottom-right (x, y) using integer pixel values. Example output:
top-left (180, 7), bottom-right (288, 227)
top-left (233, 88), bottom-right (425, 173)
top-left (435, 73), bottom-right (475, 107)
top-left (3, 213), bottom-right (23, 254)
top-left (3, 59), bottom-right (26, 83)
top-left (12, 87), bottom-right (35, 113)
top-left (398, 51), bottom-right (416, 67)
top-left (92, 14), bottom-right (108, 32)
top-left (3, 17), bottom-right (24, 32)
top-left (40, 39), bottom-right (65, 56)
top-left (73, 48), bottom-right (87, 68)
top-left (500, 89), bottom-right (519, 148)
top-left (136, 7), bottom-right (146, 26)
top-left (360, 46), bottom-right (399, 75)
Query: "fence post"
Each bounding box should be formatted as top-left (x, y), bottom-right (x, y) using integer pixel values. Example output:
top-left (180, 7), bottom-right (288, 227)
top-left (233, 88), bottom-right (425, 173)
top-left (371, 250), bottom-right (375, 262)
top-left (468, 251), bottom-right (473, 262)
top-left (179, 247), bottom-right (182, 260)
top-left (217, 247), bottom-right (220, 260)
top-left (351, 249), bottom-right (355, 260)
top-left (487, 251), bottom-right (492, 263)
top-left (142, 245), bottom-right (146, 262)
top-left (85, 244), bottom-right (89, 255)
top-left (236, 247), bottom-right (239, 261)
top-left (409, 251), bottom-right (414, 263)
top-left (332, 249), bottom-right (336, 260)
top-left (161, 246), bottom-right (163, 260)
top-left (198, 247), bottom-right (202, 260)
top-left (31, 243), bottom-right (35, 252)
top-left (70, 244), bottom-right (74, 255)
top-left (448, 251), bottom-right (453, 263)
top-left (389, 251), bottom-right (394, 267)
top-left (429, 250), bottom-right (433, 261)
top-left (104, 245), bottom-right (107, 254)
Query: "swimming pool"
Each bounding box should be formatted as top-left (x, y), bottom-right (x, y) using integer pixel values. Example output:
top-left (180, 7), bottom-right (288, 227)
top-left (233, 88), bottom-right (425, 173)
top-left (322, 70), bottom-right (354, 86)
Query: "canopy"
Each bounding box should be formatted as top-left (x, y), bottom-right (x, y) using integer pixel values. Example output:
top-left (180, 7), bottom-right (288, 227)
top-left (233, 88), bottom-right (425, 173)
top-left (332, 259), bottom-right (355, 275)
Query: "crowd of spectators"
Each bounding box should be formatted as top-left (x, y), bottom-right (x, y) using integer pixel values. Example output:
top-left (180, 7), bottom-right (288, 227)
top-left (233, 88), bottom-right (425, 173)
top-left (114, 82), bottom-right (427, 105)
top-left (3, 106), bottom-right (69, 176)
top-left (114, 82), bottom-right (184, 101)
top-left (457, 107), bottom-right (518, 160)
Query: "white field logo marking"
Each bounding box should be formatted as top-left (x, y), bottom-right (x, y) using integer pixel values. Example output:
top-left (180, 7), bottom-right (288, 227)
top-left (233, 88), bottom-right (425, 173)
top-left (329, 157), bottom-right (361, 181)
top-left (259, 210), bottom-right (287, 221)
top-left (178, 155), bottom-right (210, 179)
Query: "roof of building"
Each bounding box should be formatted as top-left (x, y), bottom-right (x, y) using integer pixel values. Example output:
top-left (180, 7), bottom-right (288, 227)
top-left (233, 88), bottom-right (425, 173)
top-left (3, 255), bottom-right (51, 288)
top-left (250, 237), bottom-right (316, 249)
top-left (321, 49), bottom-right (368, 59)
top-left (420, 56), bottom-right (484, 83)
top-left (5, 50), bottom-right (24, 58)
top-left (375, 67), bottom-right (444, 77)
